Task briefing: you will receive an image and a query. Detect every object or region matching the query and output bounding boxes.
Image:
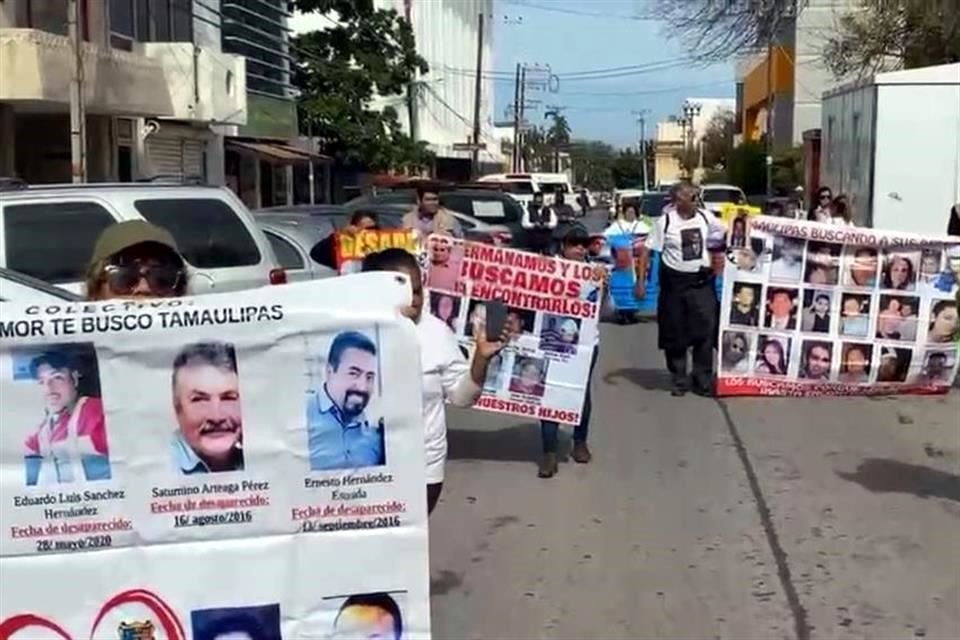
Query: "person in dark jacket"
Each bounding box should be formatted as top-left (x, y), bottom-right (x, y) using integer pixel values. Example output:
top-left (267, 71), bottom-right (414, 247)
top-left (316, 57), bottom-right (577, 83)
top-left (522, 192), bottom-right (557, 254)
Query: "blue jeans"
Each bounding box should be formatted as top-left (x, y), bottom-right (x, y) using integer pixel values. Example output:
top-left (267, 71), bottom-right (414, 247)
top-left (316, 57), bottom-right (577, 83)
top-left (540, 347), bottom-right (599, 453)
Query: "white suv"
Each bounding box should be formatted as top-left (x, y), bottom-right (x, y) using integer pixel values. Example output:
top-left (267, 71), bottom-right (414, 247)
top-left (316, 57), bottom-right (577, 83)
top-left (0, 182), bottom-right (284, 296)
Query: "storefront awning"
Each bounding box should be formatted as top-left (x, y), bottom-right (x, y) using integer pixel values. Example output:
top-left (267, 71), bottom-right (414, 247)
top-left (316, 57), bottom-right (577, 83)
top-left (226, 140), bottom-right (331, 164)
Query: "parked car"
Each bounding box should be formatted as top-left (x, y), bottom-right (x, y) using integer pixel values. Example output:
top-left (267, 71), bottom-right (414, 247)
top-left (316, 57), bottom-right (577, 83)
top-left (258, 220), bottom-right (339, 282)
top-left (0, 267), bottom-right (82, 304)
top-left (0, 182), bottom-right (284, 296)
top-left (699, 184), bottom-right (747, 216)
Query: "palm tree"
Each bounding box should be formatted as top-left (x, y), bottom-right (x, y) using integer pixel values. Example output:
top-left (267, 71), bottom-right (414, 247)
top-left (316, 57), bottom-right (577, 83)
top-left (545, 112), bottom-right (571, 173)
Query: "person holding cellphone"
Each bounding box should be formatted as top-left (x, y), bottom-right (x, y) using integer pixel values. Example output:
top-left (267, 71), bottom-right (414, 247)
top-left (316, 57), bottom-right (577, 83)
top-left (363, 249), bottom-right (507, 514)
top-left (537, 224), bottom-right (608, 478)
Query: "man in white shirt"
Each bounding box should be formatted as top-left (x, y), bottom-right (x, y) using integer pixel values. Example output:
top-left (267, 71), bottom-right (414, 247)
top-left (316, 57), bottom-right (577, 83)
top-left (641, 182), bottom-right (726, 396)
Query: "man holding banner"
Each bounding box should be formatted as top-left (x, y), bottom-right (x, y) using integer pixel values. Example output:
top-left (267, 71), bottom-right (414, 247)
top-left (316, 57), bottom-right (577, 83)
top-left (643, 183), bottom-right (727, 397)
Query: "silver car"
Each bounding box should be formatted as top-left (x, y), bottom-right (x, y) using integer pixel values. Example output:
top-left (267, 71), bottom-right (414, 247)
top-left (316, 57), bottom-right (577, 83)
top-left (0, 267), bottom-right (82, 304)
top-left (256, 214), bottom-right (338, 282)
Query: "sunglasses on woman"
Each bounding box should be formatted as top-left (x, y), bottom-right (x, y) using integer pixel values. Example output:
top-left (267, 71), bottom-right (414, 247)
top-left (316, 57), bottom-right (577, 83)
top-left (104, 262), bottom-right (184, 295)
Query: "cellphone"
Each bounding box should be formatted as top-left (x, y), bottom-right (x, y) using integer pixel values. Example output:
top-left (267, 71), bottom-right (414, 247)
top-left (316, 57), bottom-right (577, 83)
top-left (485, 300), bottom-right (508, 342)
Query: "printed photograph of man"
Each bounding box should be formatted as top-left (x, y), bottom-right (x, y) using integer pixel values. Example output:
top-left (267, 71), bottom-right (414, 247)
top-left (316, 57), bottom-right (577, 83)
top-left (21, 346), bottom-right (110, 487)
top-left (729, 282), bottom-right (762, 327)
top-left (539, 314), bottom-right (581, 355)
top-left (881, 251), bottom-right (919, 291)
top-left (728, 213), bottom-right (749, 249)
top-left (876, 295), bottom-right (919, 341)
top-left (801, 289), bottom-right (833, 333)
top-left (804, 241), bottom-right (840, 285)
top-left (508, 356), bottom-right (549, 397)
top-left (332, 593), bottom-right (404, 640)
top-left (171, 342), bottom-right (243, 475)
top-left (764, 287), bottom-right (798, 330)
top-left (876, 347), bottom-right (912, 383)
top-left (307, 331), bottom-right (385, 471)
top-left (838, 343), bottom-right (873, 384)
top-left (425, 236), bottom-right (463, 292)
top-left (505, 307), bottom-right (536, 339)
top-left (191, 603), bottom-right (281, 640)
top-left (799, 340), bottom-right (833, 380)
top-left (917, 249), bottom-right (943, 294)
top-left (720, 331), bottom-right (752, 374)
top-left (843, 246), bottom-right (879, 288)
top-left (916, 349), bottom-right (955, 384)
top-left (770, 236), bottom-right (804, 282)
top-left (927, 299), bottom-right (959, 343)
top-left (429, 292), bottom-right (462, 333)
top-left (839, 293), bottom-right (871, 337)
top-left (754, 335), bottom-right (790, 376)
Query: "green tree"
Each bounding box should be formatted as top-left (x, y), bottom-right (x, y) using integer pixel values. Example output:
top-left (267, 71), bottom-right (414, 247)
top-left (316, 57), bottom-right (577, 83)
top-left (726, 141), bottom-right (767, 196)
top-left (822, 0), bottom-right (960, 77)
top-left (292, 0), bottom-right (434, 171)
top-left (611, 148), bottom-right (643, 189)
top-left (700, 110), bottom-right (736, 171)
top-left (569, 140), bottom-right (616, 191)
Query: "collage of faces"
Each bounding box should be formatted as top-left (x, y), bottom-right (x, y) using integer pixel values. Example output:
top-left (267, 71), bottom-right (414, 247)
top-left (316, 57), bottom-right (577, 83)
top-left (721, 234), bottom-right (960, 386)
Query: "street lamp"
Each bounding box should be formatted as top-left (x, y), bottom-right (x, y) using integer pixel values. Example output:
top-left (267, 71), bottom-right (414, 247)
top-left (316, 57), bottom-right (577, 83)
top-left (681, 101), bottom-right (702, 179)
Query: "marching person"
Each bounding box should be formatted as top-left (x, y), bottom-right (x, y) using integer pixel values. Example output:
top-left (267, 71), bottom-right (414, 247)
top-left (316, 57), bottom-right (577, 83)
top-left (401, 183), bottom-right (463, 239)
top-left (807, 186), bottom-right (833, 223)
top-left (85, 220), bottom-right (188, 301)
top-left (362, 248), bottom-right (507, 514)
top-left (603, 203), bottom-right (650, 324)
top-left (538, 224), bottom-right (608, 478)
top-left (522, 191), bottom-right (558, 255)
top-left (640, 182), bottom-right (726, 397)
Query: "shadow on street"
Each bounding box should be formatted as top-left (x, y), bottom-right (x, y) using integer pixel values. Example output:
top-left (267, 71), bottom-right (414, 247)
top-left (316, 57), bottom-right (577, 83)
top-left (836, 458), bottom-right (960, 502)
top-left (602, 367), bottom-right (675, 392)
top-left (447, 422), bottom-right (573, 463)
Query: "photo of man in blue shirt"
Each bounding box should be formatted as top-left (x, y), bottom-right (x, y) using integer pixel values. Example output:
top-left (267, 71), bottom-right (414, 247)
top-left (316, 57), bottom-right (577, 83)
top-left (307, 331), bottom-right (385, 471)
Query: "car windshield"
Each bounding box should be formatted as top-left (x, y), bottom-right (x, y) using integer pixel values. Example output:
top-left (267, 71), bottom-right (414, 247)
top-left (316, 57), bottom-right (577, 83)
top-left (702, 189), bottom-right (745, 204)
top-left (539, 182), bottom-right (568, 195)
top-left (501, 182), bottom-right (534, 195)
top-left (440, 193), bottom-right (521, 223)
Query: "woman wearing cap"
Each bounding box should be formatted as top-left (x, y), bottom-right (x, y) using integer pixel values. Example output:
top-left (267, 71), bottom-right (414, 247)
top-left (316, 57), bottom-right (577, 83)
top-left (85, 220), bottom-right (188, 300)
top-left (538, 224), bottom-right (608, 478)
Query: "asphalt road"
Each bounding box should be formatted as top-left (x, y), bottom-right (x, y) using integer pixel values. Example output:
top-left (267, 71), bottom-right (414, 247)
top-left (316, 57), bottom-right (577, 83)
top-left (428, 211), bottom-right (960, 640)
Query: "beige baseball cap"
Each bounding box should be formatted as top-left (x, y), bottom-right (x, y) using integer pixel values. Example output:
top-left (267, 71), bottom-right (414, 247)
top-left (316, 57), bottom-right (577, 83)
top-left (89, 220), bottom-right (180, 265)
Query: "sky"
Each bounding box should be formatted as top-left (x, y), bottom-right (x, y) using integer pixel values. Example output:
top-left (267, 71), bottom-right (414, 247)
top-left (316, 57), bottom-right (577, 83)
top-left (492, 0), bottom-right (734, 149)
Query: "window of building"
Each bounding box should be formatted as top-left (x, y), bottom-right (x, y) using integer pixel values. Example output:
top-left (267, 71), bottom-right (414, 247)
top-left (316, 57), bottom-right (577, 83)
top-left (222, 1), bottom-right (292, 98)
top-left (134, 199), bottom-right (262, 268)
top-left (109, 0), bottom-right (135, 49)
top-left (851, 112), bottom-right (861, 181)
top-left (265, 231), bottom-right (305, 271)
top-left (114, 0), bottom-right (193, 47)
top-left (25, 0), bottom-right (88, 38)
top-left (826, 116), bottom-right (836, 173)
top-left (3, 202), bottom-right (117, 283)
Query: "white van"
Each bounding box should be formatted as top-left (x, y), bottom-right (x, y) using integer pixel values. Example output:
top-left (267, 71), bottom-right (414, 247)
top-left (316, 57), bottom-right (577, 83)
top-left (477, 173), bottom-right (539, 209)
top-left (0, 182), bottom-right (284, 296)
top-left (479, 172), bottom-right (577, 209)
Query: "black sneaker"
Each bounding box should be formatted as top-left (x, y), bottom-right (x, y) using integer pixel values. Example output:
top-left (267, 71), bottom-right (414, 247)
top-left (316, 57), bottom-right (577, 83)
top-left (670, 384), bottom-right (688, 397)
top-left (692, 382), bottom-right (714, 397)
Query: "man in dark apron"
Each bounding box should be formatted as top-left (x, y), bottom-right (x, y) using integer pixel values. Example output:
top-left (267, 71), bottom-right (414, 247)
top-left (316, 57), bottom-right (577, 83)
top-left (523, 192), bottom-right (557, 255)
top-left (642, 183), bottom-right (726, 396)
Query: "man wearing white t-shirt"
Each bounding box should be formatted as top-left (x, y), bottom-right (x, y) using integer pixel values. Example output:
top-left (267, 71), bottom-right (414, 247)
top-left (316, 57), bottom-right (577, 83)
top-left (642, 183), bottom-right (726, 396)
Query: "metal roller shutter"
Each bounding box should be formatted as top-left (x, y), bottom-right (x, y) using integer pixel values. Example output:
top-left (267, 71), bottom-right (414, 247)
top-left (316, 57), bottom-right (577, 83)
top-left (183, 139), bottom-right (206, 180)
top-left (146, 136), bottom-right (185, 177)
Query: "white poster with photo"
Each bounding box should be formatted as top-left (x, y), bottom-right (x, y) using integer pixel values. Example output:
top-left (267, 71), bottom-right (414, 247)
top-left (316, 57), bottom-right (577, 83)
top-left (0, 276), bottom-right (430, 639)
top-left (717, 216), bottom-right (960, 397)
top-left (423, 237), bottom-right (601, 425)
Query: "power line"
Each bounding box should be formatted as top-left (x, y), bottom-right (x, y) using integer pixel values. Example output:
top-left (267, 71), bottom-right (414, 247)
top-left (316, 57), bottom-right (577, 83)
top-left (501, 0), bottom-right (660, 20)
top-left (558, 79), bottom-right (732, 97)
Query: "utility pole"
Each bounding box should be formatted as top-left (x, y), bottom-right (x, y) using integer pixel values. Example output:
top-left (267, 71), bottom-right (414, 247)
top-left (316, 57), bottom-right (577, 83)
top-left (765, 36), bottom-right (775, 200)
top-left (470, 12), bottom-right (485, 179)
top-left (518, 65), bottom-right (527, 172)
top-left (633, 109), bottom-right (650, 189)
top-left (68, 0), bottom-right (87, 183)
top-left (511, 63), bottom-right (521, 172)
top-left (404, 0), bottom-right (419, 147)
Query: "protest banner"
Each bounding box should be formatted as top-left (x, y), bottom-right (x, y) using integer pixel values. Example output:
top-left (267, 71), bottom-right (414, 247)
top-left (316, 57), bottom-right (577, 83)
top-left (337, 229), bottom-right (418, 274)
top-left (717, 216), bottom-right (960, 397)
top-left (423, 236), bottom-right (601, 425)
top-left (0, 275), bottom-right (430, 639)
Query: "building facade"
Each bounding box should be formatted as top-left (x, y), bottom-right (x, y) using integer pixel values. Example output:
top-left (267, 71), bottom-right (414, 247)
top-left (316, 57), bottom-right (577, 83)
top-left (290, 0), bottom-right (503, 182)
top-left (736, 0), bottom-right (856, 148)
top-left (0, 0), bottom-right (246, 184)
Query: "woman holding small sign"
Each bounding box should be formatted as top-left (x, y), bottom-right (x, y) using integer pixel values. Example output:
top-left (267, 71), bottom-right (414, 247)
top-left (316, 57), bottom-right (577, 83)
top-left (363, 249), bottom-right (508, 514)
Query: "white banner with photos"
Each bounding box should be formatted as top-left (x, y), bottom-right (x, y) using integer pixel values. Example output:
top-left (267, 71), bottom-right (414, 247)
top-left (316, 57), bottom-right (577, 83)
top-left (718, 216), bottom-right (960, 396)
top-left (0, 276), bottom-right (430, 639)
